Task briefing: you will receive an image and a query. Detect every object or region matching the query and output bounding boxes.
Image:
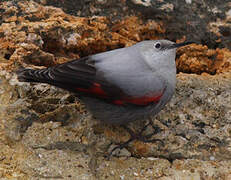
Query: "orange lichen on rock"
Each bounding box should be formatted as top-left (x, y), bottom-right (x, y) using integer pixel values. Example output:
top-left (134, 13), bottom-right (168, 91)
top-left (111, 16), bottom-right (165, 43)
top-left (0, 1), bottom-right (230, 75)
top-left (11, 43), bottom-right (56, 67)
top-left (216, 48), bottom-right (231, 73)
top-left (176, 44), bottom-right (231, 74)
top-left (0, 1), bottom-right (165, 71)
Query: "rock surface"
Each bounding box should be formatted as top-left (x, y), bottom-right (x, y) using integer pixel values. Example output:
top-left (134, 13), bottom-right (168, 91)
top-left (34, 0), bottom-right (231, 50)
top-left (0, 0), bottom-right (231, 179)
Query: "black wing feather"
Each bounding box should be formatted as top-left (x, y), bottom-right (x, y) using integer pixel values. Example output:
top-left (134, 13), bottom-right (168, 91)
top-left (17, 56), bottom-right (124, 98)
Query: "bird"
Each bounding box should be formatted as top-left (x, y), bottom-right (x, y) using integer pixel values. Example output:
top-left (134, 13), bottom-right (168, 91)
top-left (17, 40), bottom-right (192, 154)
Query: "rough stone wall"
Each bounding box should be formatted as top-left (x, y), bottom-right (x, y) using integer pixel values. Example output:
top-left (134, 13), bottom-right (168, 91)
top-left (0, 0), bottom-right (231, 179)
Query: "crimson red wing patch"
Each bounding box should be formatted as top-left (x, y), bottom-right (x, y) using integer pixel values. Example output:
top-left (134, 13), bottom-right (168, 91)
top-left (112, 92), bottom-right (164, 106)
top-left (76, 82), bottom-right (165, 106)
top-left (76, 83), bottom-right (108, 98)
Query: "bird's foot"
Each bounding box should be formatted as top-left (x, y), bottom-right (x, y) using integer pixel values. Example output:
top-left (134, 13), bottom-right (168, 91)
top-left (107, 120), bottom-right (163, 158)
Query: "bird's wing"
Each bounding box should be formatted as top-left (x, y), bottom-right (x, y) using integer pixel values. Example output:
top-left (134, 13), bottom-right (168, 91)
top-left (19, 47), bottom-right (166, 106)
top-left (52, 57), bottom-right (165, 105)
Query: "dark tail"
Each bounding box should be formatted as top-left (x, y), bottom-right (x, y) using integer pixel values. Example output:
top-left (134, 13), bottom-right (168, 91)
top-left (16, 59), bottom-right (96, 93)
top-left (17, 68), bottom-right (51, 83)
top-left (16, 67), bottom-right (86, 92)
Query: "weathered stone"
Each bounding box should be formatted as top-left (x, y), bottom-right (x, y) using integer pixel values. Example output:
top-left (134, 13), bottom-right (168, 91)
top-left (0, 0), bottom-right (231, 179)
top-left (34, 0), bottom-right (231, 50)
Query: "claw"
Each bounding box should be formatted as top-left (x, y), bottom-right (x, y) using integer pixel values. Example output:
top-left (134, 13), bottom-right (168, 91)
top-left (107, 119), bottom-right (163, 158)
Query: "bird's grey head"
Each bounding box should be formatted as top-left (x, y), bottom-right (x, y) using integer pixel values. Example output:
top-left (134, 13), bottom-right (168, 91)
top-left (136, 39), bottom-right (193, 71)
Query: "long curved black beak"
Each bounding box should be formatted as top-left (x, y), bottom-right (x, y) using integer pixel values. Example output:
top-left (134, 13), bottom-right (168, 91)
top-left (169, 41), bottom-right (194, 49)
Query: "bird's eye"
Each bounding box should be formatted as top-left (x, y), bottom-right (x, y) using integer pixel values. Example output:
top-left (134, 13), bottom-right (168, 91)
top-left (155, 42), bottom-right (161, 49)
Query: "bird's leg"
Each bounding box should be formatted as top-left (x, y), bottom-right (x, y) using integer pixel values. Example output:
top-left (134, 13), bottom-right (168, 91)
top-left (139, 118), bottom-right (163, 142)
top-left (107, 125), bottom-right (139, 157)
top-left (107, 118), bottom-right (163, 157)
top-left (107, 136), bottom-right (133, 157)
top-left (130, 118), bottom-right (163, 143)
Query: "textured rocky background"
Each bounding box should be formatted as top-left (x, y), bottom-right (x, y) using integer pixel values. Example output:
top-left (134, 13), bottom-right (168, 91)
top-left (0, 0), bottom-right (231, 179)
